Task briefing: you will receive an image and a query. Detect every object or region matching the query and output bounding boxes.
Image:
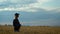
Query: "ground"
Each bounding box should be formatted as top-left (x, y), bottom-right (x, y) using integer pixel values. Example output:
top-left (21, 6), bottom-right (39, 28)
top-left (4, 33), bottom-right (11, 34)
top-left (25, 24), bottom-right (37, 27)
top-left (0, 26), bottom-right (60, 34)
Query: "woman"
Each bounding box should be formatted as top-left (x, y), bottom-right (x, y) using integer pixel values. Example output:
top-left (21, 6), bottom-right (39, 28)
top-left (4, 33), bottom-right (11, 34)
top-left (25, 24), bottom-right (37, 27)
top-left (13, 13), bottom-right (21, 32)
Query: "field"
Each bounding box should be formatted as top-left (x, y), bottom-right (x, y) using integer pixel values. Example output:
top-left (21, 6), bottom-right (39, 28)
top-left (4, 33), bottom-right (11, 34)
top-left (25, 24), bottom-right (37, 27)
top-left (0, 26), bottom-right (60, 34)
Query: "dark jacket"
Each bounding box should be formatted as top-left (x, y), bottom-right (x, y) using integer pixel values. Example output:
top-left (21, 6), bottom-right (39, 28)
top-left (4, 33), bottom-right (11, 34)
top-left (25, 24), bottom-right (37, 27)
top-left (13, 19), bottom-right (21, 27)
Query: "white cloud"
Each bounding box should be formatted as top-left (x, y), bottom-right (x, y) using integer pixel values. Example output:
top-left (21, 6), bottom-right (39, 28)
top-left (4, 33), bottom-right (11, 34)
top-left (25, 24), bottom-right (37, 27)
top-left (39, 7), bottom-right (60, 11)
top-left (27, 0), bottom-right (60, 11)
top-left (0, 0), bottom-right (60, 12)
top-left (7, 0), bottom-right (37, 4)
top-left (26, 0), bottom-right (54, 10)
top-left (0, 6), bottom-right (60, 12)
top-left (0, 0), bottom-right (7, 2)
top-left (0, 7), bottom-right (37, 12)
top-left (37, 0), bottom-right (51, 4)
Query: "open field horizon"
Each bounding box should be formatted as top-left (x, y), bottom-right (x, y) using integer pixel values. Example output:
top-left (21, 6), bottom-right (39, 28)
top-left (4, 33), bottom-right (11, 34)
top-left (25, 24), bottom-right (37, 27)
top-left (0, 0), bottom-right (60, 34)
top-left (0, 26), bottom-right (60, 34)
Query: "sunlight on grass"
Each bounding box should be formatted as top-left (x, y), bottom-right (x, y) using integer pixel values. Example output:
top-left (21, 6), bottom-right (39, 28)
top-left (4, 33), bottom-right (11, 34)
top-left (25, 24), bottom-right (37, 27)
top-left (0, 26), bottom-right (60, 34)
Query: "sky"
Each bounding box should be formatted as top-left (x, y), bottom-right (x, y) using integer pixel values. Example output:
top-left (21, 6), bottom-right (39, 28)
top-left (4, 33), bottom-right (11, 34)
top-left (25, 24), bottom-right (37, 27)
top-left (0, 0), bottom-right (60, 11)
top-left (0, 0), bottom-right (60, 26)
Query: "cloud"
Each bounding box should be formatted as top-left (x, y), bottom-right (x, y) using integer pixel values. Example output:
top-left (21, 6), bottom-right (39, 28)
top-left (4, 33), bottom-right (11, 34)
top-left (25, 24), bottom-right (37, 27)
top-left (27, 0), bottom-right (60, 11)
top-left (0, 7), bottom-right (37, 12)
top-left (27, 0), bottom-right (56, 10)
top-left (10, 0), bottom-right (37, 4)
top-left (1, 5), bottom-right (60, 12)
top-left (0, 0), bottom-right (37, 7)
top-left (0, 0), bottom-right (7, 2)
top-left (0, 0), bottom-right (37, 9)
top-left (0, 0), bottom-right (60, 12)
top-left (37, 0), bottom-right (51, 4)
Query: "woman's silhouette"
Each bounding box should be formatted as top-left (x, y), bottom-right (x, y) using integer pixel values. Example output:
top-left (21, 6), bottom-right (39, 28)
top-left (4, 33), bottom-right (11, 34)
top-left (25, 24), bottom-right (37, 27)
top-left (13, 13), bottom-right (21, 32)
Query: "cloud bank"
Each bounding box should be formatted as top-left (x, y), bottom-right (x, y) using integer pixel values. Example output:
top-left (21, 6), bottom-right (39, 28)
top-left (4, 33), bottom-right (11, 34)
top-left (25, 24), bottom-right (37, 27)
top-left (0, 0), bottom-right (60, 12)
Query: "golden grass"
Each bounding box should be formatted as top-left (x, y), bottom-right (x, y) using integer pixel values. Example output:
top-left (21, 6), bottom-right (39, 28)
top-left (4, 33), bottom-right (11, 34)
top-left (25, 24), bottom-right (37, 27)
top-left (0, 26), bottom-right (60, 34)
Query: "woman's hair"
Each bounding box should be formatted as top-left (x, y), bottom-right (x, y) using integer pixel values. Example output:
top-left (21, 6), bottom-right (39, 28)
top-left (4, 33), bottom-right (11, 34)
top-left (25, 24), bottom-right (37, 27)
top-left (15, 13), bottom-right (19, 16)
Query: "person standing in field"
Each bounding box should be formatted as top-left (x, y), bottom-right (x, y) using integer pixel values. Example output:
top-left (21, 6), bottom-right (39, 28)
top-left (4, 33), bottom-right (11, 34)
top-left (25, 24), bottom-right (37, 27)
top-left (13, 13), bottom-right (21, 32)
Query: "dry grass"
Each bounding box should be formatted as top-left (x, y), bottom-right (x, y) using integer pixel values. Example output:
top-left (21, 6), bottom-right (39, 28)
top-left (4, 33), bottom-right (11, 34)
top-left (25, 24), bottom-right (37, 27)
top-left (0, 26), bottom-right (60, 34)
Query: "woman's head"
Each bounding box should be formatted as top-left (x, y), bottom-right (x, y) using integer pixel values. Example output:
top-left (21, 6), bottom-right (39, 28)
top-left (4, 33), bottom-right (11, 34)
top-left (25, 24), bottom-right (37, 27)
top-left (15, 13), bottom-right (19, 19)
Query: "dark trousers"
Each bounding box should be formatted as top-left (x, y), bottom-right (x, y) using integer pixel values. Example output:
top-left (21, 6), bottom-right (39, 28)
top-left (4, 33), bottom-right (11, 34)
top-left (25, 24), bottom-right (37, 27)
top-left (14, 26), bottom-right (21, 32)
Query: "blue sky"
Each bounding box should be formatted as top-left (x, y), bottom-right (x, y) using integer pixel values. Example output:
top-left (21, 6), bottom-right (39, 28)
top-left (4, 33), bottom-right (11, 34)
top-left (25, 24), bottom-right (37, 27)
top-left (0, 0), bottom-right (60, 26)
